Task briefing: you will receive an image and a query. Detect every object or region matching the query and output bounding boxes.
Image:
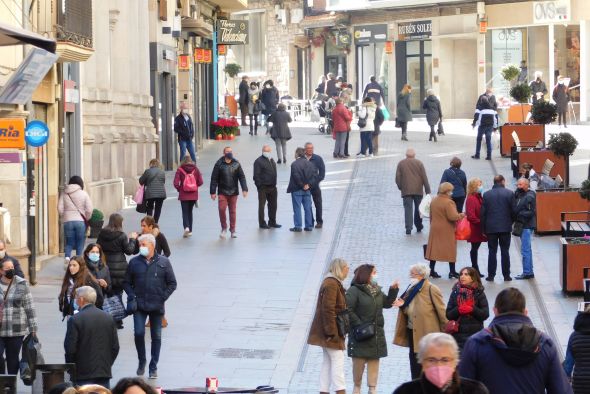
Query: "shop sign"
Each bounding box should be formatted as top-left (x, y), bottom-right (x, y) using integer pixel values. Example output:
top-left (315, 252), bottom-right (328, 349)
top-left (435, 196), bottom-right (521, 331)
top-left (178, 55), bottom-right (190, 70)
top-left (217, 20), bottom-right (249, 45)
top-left (533, 0), bottom-right (570, 24)
top-left (336, 32), bottom-right (351, 48)
top-left (354, 24), bottom-right (387, 44)
top-left (0, 118), bottom-right (25, 149)
top-left (194, 48), bottom-right (204, 63)
top-left (203, 49), bottom-right (212, 64)
top-left (385, 41), bottom-right (393, 54)
top-left (0, 153), bottom-right (20, 163)
top-left (397, 20), bottom-right (432, 41)
top-left (479, 20), bottom-right (488, 33)
top-left (25, 120), bottom-right (49, 147)
top-left (218, 45), bottom-right (227, 55)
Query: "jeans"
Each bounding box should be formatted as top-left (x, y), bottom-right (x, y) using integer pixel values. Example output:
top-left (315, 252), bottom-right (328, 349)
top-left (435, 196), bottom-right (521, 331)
top-left (311, 187), bottom-right (323, 225)
top-left (64, 221), bottom-right (87, 258)
top-left (344, 131), bottom-right (350, 156)
top-left (146, 198), bottom-right (165, 223)
top-left (257, 186), bottom-right (278, 226)
top-left (352, 357), bottom-right (379, 392)
top-left (291, 190), bottom-right (313, 229)
top-left (521, 228), bottom-right (534, 275)
top-left (133, 310), bottom-right (163, 373)
top-left (180, 200), bottom-right (196, 231)
top-left (178, 139), bottom-right (196, 162)
top-left (452, 196), bottom-right (466, 213)
top-left (334, 132), bottom-right (347, 156)
top-left (402, 195), bottom-right (423, 232)
top-left (360, 131), bottom-right (373, 154)
top-left (319, 347), bottom-right (346, 392)
top-left (274, 139), bottom-right (287, 161)
top-left (218, 194), bottom-right (238, 232)
top-left (76, 378), bottom-right (110, 388)
top-left (475, 126), bottom-right (493, 158)
top-left (487, 232), bottom-right (511, 278)
top-left (0, 336), bottom-right (24, 374)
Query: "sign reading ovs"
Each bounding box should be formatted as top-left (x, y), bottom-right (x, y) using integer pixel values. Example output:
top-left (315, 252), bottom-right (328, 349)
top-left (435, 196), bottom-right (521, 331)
top-left (0, 118), bottom-right (25, 149)
top-left (533, 0), bottom-right (570, 24)
top-left (25, 120), bottom-right (49, 147)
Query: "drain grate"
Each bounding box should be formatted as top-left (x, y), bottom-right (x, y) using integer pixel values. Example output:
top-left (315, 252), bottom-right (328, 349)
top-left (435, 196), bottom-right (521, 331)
top-left (213, 348), bottom-right (274, 360)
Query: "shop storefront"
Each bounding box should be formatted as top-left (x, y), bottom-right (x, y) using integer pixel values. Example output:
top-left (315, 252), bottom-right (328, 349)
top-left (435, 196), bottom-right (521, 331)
top-left (355, 24), bottom-right (389, 105)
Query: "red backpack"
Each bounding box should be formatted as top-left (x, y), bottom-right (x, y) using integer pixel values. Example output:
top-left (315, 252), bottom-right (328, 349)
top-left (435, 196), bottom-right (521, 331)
top-left (178, 167), bottom-right (198, 192)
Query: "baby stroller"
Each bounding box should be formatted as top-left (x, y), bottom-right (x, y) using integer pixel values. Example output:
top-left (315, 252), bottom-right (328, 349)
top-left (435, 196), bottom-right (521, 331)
top-left (313, 95), bottom-right (332, 134)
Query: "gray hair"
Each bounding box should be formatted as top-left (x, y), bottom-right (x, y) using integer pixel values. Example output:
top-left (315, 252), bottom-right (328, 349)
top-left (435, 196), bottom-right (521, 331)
top-left (328, 258), bottom-right (349, 281)
top-left (295, 147), bottom-right (305, 159)
top-left (405, 148), bottom-right (416, 158)
top-left (534, 71), bottom-right (543, 79)
top-left (305, 142), bottom-right (313, 148)
top-left (517, 177), bottom-right (530, 186)
top-left (75, 286), bottom-right (97, 305)
top-left (417, 332), bottom-right (459, 364)
top-left (427, 89), bottom-right (435, 96)
top-left (138, 233), bottom-right (156, 246)
top-left (409, 263), bottom-right (429, 278)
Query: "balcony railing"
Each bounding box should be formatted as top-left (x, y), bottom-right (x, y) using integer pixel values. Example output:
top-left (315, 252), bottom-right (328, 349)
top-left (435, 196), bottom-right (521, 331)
top-left (56, 0), bottom-right (93, 49)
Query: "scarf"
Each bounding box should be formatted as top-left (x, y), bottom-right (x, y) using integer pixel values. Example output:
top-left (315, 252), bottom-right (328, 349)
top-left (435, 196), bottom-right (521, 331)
top-left (400, 279), bottom-right (425, 310)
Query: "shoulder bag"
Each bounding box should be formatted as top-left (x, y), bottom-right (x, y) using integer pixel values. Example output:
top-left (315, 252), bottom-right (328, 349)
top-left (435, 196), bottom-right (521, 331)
top-left (321, 278), bottom-right (349, 338)
top-left (357, 110), bottom-right (369, 128)
top-left (66, 193), bottom-right (89, 228)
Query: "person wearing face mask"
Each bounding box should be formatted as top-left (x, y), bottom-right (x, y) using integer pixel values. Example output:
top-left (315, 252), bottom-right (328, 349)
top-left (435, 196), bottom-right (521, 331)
top-left (552, 76), bottom-right (570, 127)
top-left (59, 256), bottom-right (104, 318)
top-left (529, 71), bottom-right (548, 104)
top-left (83, 243), bottom-right (111, 302)
top-left (0, 258), bottom-right (37, 375)
top-left (123, 234), bottom-right (177, 379)
top-left (345, 264), bottom-right (399, 394)
top-left (425, 183), bottom-right (465, 279)
top-left (394, 333), bottom-right (489, 393)
top-left (0, 240), bottom-right (24, 279)
top-left (253, 145), bottom-right (281, 230)
top-left (465, 178), bottom-right (487, 278)
top-left (173, 102), bottom-right (196, 162)
top-left (210, 147), bottom-right (248, 239)
top-left (259, 80), bottom-right (279, 132)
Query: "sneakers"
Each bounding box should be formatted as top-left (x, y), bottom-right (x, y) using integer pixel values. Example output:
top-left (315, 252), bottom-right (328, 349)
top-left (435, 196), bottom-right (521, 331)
top-left (368, 153), bottom-right (374, 157)
top-left (356, 153), bottom-right (365, 158)
top-left (183, 228), bottom-right (190, 238)
top-left (289, 227), bottom-right (302, 232)
top-left (471, 155), bottom-right (480, 159)
top-left (230, 232), bottom-right (238, 238)
top-left (149, 370), bottom-right (158, 379)
top-left (220, 229), bottom-right (227, 239)
top-left (515, 273), bottom-right (535, 280)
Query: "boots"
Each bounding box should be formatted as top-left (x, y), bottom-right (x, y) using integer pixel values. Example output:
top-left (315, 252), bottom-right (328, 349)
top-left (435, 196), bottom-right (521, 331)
top-left (401, 133), bottom-right (408, 141)
top-left (429, 131), bottom-right (437, 142)
top-left (249, 125), bottom-right (253, 136)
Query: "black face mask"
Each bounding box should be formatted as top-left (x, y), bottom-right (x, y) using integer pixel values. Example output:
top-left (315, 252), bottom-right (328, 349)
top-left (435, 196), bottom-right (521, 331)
top-left (4, 269), bottom-right (15, 279)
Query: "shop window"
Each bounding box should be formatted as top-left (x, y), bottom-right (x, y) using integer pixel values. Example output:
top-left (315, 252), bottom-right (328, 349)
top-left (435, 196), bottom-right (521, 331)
top-left (230, 11), bottom-right (267, 74)
top-left (554, 25), bottom-right (580, 103)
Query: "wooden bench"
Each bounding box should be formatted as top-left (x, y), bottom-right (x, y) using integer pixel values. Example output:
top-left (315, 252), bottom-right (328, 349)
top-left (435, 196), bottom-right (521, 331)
top-left (561, 211), bottom-right (590, 237)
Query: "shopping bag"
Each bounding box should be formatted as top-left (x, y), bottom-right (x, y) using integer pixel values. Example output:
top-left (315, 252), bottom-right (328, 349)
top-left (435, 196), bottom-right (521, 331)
top-left (419, 194), bottom-right (432, 218)
top-left (103, 295), bottom-right (127, 321)
top-left (455, 217), bottom-right (472, 240)
top-left (133, 185), bottom-right (145, 204)
top-left (381, 106), bottom-right (390, 121)
top-left (20, 333), bottom-right (44, 386)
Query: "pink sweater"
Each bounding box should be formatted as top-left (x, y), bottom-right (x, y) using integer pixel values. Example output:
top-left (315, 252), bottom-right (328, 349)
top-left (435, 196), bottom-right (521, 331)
top-left (58, 184), bottom-right (93, 222)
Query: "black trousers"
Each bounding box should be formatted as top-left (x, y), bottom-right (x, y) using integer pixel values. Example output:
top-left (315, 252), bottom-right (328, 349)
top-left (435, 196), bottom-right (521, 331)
top-left (0, 335), bottom-right (23, 374)
top-left (146, 198), bottom-right (165, 223)
top-left (311, 187), bottom-right (323, 225)
top-left (452, 196), bottom-right (466, 213)
top-left (558, 110), bottom-right (567, 125)
top-left (487, 232), bottom-right (511, 278)
top-left (407, 329), bottom-right (421, 379)
top-left (240, 103), bottom-right (248, 125)
top-left (257, 186), bottom-right (278, 226)
top-left (344, 132), bottom-right (350, 156)
top-left (181, 200), bottom-right (196, 231)
top-left (470, 242), bottom-right (482, 269)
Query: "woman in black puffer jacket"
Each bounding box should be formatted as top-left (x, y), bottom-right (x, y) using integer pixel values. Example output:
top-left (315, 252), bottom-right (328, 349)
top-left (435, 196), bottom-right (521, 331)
top-left (97, 213), bottom-right (138, 328)
top-left (564, 308), bottom-right (590, 393)
top-left (445, 267), bottom-right (489, 350)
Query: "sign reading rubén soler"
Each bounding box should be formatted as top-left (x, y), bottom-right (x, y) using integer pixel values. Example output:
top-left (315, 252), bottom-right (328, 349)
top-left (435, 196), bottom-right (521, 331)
top-left (217, 20), bottom-right (249, 45)
top-left (397, 20), bottom-right (432, 41)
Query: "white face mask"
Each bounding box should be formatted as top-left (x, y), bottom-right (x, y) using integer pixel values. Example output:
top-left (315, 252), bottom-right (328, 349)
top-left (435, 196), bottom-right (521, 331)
top-left (0, 251), bottom-right (5, 259)
top-left (558, 81), bottom-right (564, 85)
top-left (262, 151), bottom-right (271, 159)
top-left (409, 278), bottom-right (420, 286)
top-left (182, 108), bottom-right (189, 114)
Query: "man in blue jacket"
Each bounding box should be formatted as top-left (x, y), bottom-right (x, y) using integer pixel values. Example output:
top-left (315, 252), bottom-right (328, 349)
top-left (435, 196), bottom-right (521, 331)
top-left (459, 288), bottom-right (572, 394)
top-left (124, 234), bottom-right (177, 379)
top-left (287, 147), bottom-right (318, 232)
top-left (481, 175), bottom-right (515, 281)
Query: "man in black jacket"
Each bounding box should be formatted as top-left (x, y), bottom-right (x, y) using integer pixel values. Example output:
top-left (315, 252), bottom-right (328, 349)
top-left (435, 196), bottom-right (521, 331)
top-left (481, 175), bottom-right (515, 282)
top-left (471, 94), bottom-right (498, 160)
top-left (210, 147), bottom-right (248, 238)
top-left (287, 147), bottom-right (317, 232)
top-left (173, 102), bottom-right (196, 162)
top-left (514, 178), bottom-right (536, 279)
top-left (238, 75), bottom-right (249, 126)
top-left (253, 145), bottom-right (281, 229)
top-left (64, 286), bottom-right (119, 388)
top-left (124, 234), bottom-right (177, 379)
top-left (304, 142), bottom-right (325, 229)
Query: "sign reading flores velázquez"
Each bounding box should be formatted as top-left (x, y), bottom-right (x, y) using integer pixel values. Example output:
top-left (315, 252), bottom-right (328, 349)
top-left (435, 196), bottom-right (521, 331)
top-left (397, 20), bottom-right (432, 41)
top-left (217, 20), bottom-right (249, 45)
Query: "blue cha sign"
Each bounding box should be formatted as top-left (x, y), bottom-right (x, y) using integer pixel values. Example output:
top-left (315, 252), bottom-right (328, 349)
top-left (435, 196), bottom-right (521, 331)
top-left (25, 120), bottom-right (49, 147)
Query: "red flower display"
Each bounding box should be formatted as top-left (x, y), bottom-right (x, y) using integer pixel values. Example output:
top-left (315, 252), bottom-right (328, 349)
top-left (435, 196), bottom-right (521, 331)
top-left (211, 117), bottom-right (239, 137)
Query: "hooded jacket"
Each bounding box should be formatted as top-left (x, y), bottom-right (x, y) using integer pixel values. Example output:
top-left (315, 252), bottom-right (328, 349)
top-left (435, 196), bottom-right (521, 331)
top-left (96, 229), bottom-right (138, 292)
top-left (422, 95), bottom-right (442, 126)
top-left (459, 313), bottom-right (572, 394)
top-left (564, 312), bottom-right (590, 393)
top-left (173, 163), bottom-right (204, 201)
top-left (58, 184), bottom-right (93, 223)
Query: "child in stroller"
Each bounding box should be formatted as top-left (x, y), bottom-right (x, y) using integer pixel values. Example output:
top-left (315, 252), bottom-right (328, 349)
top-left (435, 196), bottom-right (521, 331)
top-left (314, 94), bottom-right (336, 134)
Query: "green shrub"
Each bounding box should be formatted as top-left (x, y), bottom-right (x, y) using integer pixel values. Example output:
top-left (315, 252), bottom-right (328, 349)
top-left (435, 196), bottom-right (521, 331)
top-left (90, 209), bottom-right (104, 222)
top-left (224, 63), bottom-right (242, 78)
top-left (510, 83), bottom-right (532, 104)
top-left (548, 132), bottom-right (578, 157)
top-left (531, 100), bottom-right (557, 125)
top-left (501, 64), bottom-right (520, 82)
top-left (580, 179), bottom-right (590, 201)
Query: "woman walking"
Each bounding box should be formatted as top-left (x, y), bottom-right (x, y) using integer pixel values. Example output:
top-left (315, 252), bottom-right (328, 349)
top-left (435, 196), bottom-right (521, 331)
top-left (308, 258), bottom-right (350, 394)
top-left (173, 156), bottom-right (204, 237)
top-left (425, 182), bottom-right (465, 279)
top-left (465, 178), bottom-right (487, 277)
top-left (268, 103), bottom-right (292, 164)
top-left (396, 84), bottom-right (412, 141)
top-left (139, 159), bottom-right (166, 223)
top-left (445, 267), bottom-right (489, 349)
top-left (260, 80), bottom-right (279, 131)
top-left (332, 98), bottom-right (352, 159)
top-left (247, 82), bottom-right (260, 135)
top-left (346, 264), bottom-right (399, 394)
top-left (58, 256), bottom-right (104, 318)
top-left (440, 157), bottom-right (467, 212)
top-left (97, 213), bottom-right (138, 329)
top-left (83, 243), bottom-right (111, 302)
top-left (0, 258), bottom-right (37, 375)
top-left (356, 97), bottom-right (376, 158)
top-left (58, 176), bottom-right (93, 262)
top-left (553, 76), bottom-right (570, 128)
top-left (422, 89), bottom-right (442, 142)
top-left (393, 263), bottom-right (447, 379)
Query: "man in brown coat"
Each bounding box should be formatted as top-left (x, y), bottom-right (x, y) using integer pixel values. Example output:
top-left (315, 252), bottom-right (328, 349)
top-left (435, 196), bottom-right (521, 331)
top-left (395, 148), bottom-right (431, 235)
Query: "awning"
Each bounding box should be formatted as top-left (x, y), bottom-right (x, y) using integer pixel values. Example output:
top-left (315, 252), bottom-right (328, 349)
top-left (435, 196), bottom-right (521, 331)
top-left (0, 21), bottom-right (56, 53)
top-left (299, 13), bottom-right (349, 30)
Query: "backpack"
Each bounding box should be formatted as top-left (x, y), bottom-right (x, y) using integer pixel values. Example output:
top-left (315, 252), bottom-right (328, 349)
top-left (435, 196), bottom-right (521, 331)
top-left (178, 167), bottom-right (198, 192)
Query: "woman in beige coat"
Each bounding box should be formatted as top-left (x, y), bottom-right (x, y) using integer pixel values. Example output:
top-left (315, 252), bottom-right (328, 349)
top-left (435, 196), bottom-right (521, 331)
top-left (308, 258), bottom-right (350, 394)
top-left (393, 263), bottom-right (447, 379)
top-left (425, 182), bottom-right (465, 279)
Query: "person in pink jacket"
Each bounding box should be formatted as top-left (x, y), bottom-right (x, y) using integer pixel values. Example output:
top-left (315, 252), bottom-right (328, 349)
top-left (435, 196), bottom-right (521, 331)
top-left (173, 156), bottom-right (204, 238)
top-left (58, 176), bottom-right (93, 262)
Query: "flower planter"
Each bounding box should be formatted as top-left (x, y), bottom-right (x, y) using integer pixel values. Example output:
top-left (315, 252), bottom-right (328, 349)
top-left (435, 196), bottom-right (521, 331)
top-left (560, 237), bottom-right (590, 293)
top-left (215, 134), bottom-right (223, 141)
top-left (88, 220), bottom-right (103, 238)
top-left (512, 149), bottom-right (569, 185)
top-left (500, 123), bottom-right (545, 157)
top-left (536, 190), bottom-right (590, 234)
top-left (507, 104), bottom-right (531, 123)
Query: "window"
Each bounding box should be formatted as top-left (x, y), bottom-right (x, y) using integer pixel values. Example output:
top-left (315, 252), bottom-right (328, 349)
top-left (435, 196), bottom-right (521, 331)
top-left (554, 25), bottom-right (580, 102)
top-left (229, 11), bottom-right (267, 74)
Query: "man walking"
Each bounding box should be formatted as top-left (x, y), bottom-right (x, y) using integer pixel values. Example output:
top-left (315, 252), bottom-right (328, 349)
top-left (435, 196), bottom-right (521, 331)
top-left (124, 234), bottom-right (177, 379)
top-left (173, 102), bottom-right (196, 162)
top-left (238, 75), bottom-right (249, 126)
top-left (253, 145), bottom-right (281, 229)
top-left (514, 178), bottom-right (536, 279)
top-left (64, 286), bottom-right (119, 388)
top-left (287, 147), bottom-right (318, 232)
top-left (481, 175), bottom-right (515, 281)
top-left (210, 147), bottom-right (248, 238)
top-left (395, 148), bottom-right (431, 235)
top-left (305, 142), bottom-right (325, 229)
top-left (471, 94), bottom-right (498, 160)
top-left (362, 75), bottom-right (384, 106)
top-left (459, 288), bottom-right (572, 394)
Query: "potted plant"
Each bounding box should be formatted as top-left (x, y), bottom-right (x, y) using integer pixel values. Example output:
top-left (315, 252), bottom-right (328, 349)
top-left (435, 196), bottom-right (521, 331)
top-left (501, 64), bottom-right (520, 87)
top-left (211, 117), bottom-right (240, 140)
top-left (88, 208), bottom-right (104, 238)
top-left (548, 132), bottom-right (578, 158)
top-left (580, 179), bottom-right (590, 201)
top-left (531, 100), bottom-right (557, 125)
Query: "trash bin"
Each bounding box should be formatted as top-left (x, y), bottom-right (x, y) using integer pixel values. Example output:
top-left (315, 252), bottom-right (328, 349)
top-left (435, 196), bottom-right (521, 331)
top-left (0, 374), bottom-right (17, 394)
top-left (32, 364), bottom-right (75, 394)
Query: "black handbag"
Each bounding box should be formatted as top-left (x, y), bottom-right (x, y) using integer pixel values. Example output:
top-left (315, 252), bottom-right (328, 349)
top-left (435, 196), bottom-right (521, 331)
top-left (352, 321), bottom-right (376, 342)
top-left (336, 309), bottom-right (351, 337)
top-left (357, 112), bottom-right (368, 128)
top-left (135, 200), bottom-right (148, 213)
top-left (512, 221), bottom-right (524, 237)
top-left (437, 121), bottom-right (444, 135)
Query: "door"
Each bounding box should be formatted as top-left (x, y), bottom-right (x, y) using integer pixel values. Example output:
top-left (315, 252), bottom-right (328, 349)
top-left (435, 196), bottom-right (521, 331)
top-left (396, 40), bottom-right (432, 114)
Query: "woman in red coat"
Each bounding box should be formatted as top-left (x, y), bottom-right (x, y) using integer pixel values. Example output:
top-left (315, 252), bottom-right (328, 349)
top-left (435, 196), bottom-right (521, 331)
top-left (331, 98), bottom-right (352, 158)
top-left (465, 178), bottom-right (487, 278)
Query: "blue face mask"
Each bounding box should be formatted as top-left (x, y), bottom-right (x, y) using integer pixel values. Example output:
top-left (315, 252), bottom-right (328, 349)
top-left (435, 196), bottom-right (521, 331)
top-left (73, 299), bottom-right (79, 311)
top-left (139, 246), bottom-right (149, 257)
top-left (478, 186), bottom-right (484, 194)
top-left (88, 253), bottom-right (100, 263)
